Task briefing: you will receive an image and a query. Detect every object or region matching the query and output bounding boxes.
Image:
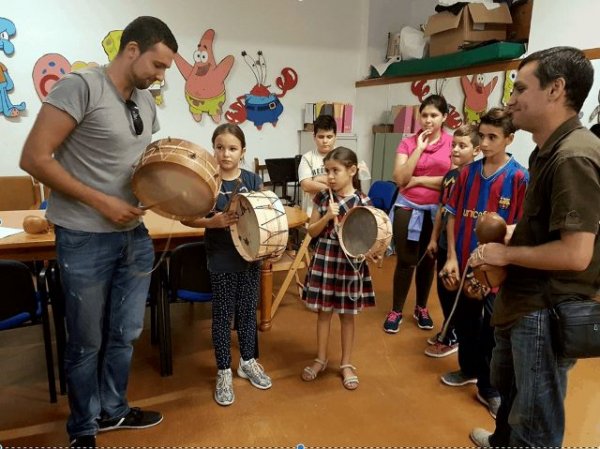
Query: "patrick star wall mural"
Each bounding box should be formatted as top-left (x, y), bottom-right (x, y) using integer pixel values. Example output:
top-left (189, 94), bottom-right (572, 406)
top-left (175, 28), bottom-right (234, 123)
top-left (0, 17), bottom-right (26, 117)
top-left (225, 50), bottom-right (298, 130)
top-left (461, 73), bottom-right (498, 124)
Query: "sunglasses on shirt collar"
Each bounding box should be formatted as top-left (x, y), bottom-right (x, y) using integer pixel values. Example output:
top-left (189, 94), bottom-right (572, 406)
top-left (125, 100), bottom-right (144, 136)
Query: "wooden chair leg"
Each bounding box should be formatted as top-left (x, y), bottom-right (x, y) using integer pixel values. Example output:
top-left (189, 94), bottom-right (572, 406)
top-left (270, 234), bottom-right (312, 319)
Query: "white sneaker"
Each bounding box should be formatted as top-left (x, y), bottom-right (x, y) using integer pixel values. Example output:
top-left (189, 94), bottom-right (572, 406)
top-left (214, 368), bottom-right (234, 406)
top-left (470, 428), bottom-right (492, 448)
top-left (237, 358), bottom-right (272, 389)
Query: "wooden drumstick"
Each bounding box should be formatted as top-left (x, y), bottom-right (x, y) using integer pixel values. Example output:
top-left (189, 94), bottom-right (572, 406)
top-left (328, 187), bottom-right (340, 228)
top-left (223, 177), bottom-right (242, 212)
top-left (139, 193), bottom-right (183, 211)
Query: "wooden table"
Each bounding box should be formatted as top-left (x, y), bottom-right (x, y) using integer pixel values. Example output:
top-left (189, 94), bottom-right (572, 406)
top-left (0, 206), bottom-right (307, 329)
top-left (0, 207), bottom-right (307, 377)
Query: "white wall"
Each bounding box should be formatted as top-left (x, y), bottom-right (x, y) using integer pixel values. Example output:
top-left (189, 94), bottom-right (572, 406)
top-left (509, 0), bottom-right (600, 158)
top-left (357, 0), bottom-right (600, 173)
top-left (364, 0), bottom-right (436, 78)
top-left (0, 0), bottom-right (367, 176)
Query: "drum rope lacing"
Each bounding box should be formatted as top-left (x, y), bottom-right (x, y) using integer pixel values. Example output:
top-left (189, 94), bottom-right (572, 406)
top-left (329, 189), bottom-right (367, 303)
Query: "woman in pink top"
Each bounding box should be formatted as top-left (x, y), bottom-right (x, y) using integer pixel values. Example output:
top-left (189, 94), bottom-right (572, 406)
top-left (383, 95), bottom-right (452, 334)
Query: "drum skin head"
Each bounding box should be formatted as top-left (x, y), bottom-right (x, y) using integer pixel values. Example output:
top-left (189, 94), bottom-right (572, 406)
top-left (340, 208), bottom-right (377, 257)
top-left (132, 138), bottom-right (220, 220)
top-left (339, 206), bottom-right (392, 259)
top-left (234, 195), bottom-right (261, 258)
top-left (229, 190), bottom-right (289, 262)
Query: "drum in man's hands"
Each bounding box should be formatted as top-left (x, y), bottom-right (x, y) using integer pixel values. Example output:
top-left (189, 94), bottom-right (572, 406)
top-left (230, 190), bottom-right (289, 262)
top-left (338, 206), bottom-right (392, 259)
top-left (132, 138), bottom-right (220, 220)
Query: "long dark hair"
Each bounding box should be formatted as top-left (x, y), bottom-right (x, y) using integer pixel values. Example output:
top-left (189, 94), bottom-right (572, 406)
top-left (323, 146), bottom-right (360, 191)
top-left (211, 123), bottom-right (247, 149)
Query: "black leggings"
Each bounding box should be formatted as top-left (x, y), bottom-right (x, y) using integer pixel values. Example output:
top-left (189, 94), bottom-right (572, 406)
top-left (392, 207), bottom-right (435, 313)
top-left (210, 265), bottom-right (260, 370)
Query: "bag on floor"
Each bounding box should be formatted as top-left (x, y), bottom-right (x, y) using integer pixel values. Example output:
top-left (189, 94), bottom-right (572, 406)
top-left (550, 297), bottom-right (600, 359)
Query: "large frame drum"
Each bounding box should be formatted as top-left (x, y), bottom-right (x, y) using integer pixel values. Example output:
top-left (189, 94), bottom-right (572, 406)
top-left (338, 206), bottom-right (392, 259)
top-left (132, 138), bottom-right (220, 220)
top-left (229, 190), bottom-right (289, 262)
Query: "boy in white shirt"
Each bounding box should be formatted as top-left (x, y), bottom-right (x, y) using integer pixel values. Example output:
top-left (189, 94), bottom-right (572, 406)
top-left (297, 115), bottom-right (337, 215)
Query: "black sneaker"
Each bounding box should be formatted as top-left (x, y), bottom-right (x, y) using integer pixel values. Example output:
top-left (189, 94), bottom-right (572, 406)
top-left (70, 435), bottom-right (96, 448)
top-left (97, 407), bottom-right (163, 432)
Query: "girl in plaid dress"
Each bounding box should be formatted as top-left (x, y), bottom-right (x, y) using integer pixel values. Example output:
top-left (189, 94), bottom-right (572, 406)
top-left (301, 147), bottom-right (376, 390)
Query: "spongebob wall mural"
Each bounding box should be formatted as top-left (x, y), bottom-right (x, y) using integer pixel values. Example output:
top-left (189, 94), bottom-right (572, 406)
top-left (0, 17), bottom-right (26, 117)
top-left (102, 30), bottom-right (164, 105)
top-left (174, 28), bottom-right (234, 123)
top-left (225, 50), bottom-right (298, 130)
top-left (502, 69), bottom-right (517, 106)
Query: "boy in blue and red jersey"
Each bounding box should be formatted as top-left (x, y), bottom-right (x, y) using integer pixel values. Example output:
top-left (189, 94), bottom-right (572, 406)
top-left (425, 123), bottom-right (480, 358)
top-left (442, 108), bottom-right (529, 419)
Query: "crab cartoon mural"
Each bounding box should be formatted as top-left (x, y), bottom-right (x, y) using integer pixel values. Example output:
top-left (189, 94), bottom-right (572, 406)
top-left (0, 17), bottom-right (26, 117)
top-left (225, 50), bottom-right (298, 130)
top-left (411, 79), bottom-right (462, 130)
top-left (174, 28), bottom-right (234, 123)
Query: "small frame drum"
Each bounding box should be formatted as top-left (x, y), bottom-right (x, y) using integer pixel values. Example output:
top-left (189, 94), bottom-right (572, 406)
top-left (338, 206), bottom-right (392, 259)
top-left (132, 137), bottom-right (220, 220)
top-left (229, 190), bottom-right (289, 262)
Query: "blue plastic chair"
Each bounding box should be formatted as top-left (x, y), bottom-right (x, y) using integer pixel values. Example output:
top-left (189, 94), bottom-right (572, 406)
top-left (367, 180), bottom-right (398, 213)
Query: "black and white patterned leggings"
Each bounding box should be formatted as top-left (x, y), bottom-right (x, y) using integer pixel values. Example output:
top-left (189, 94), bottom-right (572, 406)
top-left (210, 265), bottom-right (260, 369)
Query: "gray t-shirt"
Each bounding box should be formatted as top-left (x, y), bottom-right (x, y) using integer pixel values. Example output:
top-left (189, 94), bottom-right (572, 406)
top-left (45, 66), bottom-right (159, 232)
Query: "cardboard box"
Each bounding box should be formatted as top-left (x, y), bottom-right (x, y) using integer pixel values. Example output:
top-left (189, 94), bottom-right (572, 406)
top-left (507, 0), bottom-right (533, 42)
top-left (424, 3), bottom-right (513, 57)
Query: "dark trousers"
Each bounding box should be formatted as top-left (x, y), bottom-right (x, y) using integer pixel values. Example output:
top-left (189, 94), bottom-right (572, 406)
top-left (392, 207), bottom-right (435, 313)
top-left (455, 291), bottom-right (498, 398)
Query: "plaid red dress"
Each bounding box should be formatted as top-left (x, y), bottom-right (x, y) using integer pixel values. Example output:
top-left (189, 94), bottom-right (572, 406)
top-left (302, 190), bottom-right (376, 314)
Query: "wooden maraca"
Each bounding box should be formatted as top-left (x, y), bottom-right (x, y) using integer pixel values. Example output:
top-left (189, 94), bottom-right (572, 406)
top-left (22, 215), bottom-right (50, 234)
top-left (472, 212), bottom-right (508, 289)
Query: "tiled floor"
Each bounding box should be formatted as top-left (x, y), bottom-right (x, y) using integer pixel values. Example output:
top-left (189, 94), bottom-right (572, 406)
top-left (1, 256), bottom-right (599, 447)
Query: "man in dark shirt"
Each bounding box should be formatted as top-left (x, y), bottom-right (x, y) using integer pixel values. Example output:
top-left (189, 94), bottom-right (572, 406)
top-left (468, 47), bottom-right (600, 447)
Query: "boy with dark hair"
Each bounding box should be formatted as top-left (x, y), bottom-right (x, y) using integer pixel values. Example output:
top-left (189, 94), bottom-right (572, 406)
top-left (425, 123), bottom-right (480, 358)
top-left (298, 114), bottom-right (337, 214)
top-left (442, 108), bottom-right (529, 419)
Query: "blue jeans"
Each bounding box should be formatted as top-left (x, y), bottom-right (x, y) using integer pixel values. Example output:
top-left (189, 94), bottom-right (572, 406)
top-left (55, 224), bottom-right (154, 439)
top-left (489, 309), bottom-right (576, 447)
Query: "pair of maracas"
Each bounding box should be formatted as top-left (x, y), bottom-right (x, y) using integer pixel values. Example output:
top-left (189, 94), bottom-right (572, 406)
top-left (441, 212), bottom-right (507, 298)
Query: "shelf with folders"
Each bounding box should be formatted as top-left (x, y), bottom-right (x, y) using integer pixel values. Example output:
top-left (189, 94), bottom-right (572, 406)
top-left (303, 101), bottom-right (354, 133)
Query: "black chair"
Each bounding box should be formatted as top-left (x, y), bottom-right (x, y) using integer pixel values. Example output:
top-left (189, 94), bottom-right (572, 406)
top-left (265, 157), bottom-right (300, 206)
top-left (151, 242), bottom-right (260, 376)
top-left (151, 242), bottom-right (213, 376)
top-left (0, 260), bottom-right (57, 402)
top-left (45, 261), bottom-right (67, 395)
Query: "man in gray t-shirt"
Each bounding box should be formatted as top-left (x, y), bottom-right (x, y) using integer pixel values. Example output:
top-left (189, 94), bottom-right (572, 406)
top-left (20, 17), bottom-right (178, 449)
